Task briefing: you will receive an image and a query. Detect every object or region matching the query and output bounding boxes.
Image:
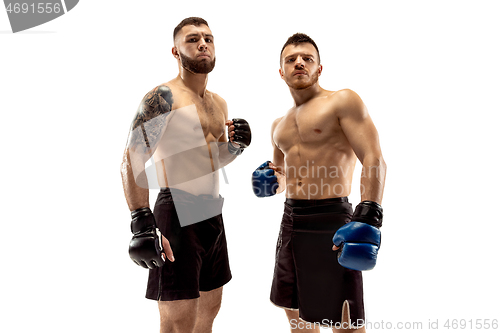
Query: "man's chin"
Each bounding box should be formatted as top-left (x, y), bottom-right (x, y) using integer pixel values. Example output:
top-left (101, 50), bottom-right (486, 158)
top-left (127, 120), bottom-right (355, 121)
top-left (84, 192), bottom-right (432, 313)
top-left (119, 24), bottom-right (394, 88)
top-left (180, 52), bottom-right (216, 74)
top-left (195, 63), bottom-right (215, 74)
top-left (286, 76), bottom-right (318, 90)
top-left (287, 81), bottom-right (313, 90)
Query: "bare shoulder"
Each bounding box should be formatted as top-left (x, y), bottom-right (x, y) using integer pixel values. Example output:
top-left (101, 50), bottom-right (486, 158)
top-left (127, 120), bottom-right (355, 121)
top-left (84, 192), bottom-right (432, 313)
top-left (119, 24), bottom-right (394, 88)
top-left (331, 88), bottom-right (368, 119)
top-left (132, 83), bottom-right (174, 130)
top-left (210, 91), bottom-right (227, 107)
top-left (271, 116), bottom-right (285, 133)
top-left (330, 88), bottom-right (363, 104)
top-left (127, 83), bottom-right (175, 154)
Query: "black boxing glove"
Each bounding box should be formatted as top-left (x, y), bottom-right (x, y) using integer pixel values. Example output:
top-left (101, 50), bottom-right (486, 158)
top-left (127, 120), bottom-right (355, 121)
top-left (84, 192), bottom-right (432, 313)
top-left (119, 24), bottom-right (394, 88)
top-left (228, 118), bottom-right (251, 155)
top-left (129, 207), bottom-right (165, 269)
top-left (352, 201), bottom-right (383, 228)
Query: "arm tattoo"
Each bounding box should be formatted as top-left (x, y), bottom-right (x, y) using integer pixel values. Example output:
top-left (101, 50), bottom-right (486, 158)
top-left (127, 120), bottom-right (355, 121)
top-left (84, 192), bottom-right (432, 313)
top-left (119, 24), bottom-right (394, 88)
top-left (128, 85), bottom-right (174, 154)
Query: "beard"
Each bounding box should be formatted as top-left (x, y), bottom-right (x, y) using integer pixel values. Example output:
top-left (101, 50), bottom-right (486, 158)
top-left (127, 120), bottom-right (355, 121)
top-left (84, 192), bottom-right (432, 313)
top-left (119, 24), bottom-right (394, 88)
top-left (286, 70), bottom-right (320, 90)
top-left (179, 51), bottom-right (216, 74)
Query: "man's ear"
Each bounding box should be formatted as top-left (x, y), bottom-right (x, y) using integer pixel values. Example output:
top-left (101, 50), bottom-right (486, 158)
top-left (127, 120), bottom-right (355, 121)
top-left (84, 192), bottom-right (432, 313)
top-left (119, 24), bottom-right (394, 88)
top-left (279, 68), bottom-right (284, 80)
top-left (318, 64), bottom-right (323, 76)
top-left (172, 46), bottom-right (180, 60)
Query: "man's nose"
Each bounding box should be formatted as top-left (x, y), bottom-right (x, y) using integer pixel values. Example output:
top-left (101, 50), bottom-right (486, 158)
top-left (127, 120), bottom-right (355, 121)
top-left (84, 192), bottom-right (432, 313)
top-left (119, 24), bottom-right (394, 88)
top-left (294, 58), bottom-right (305, 69)
top-left (295, 58), bottom-right (304, 69)
top-left (198, 40), bottom-right (207, 51)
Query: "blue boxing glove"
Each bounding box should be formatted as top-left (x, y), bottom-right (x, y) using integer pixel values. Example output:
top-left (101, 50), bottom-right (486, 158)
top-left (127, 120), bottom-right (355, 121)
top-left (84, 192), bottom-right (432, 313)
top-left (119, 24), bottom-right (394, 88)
top-left (332, 201), bottom-right (383, 271)
top-left (252, 161), bottom-right (279, 197)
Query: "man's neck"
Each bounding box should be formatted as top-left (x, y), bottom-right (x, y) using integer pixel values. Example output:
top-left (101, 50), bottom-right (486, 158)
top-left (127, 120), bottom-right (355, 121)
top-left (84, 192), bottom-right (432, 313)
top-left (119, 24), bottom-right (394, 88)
top-left (290, 83), bottom-right (323, 107)
top-left (178, 67), bottom-right (208, 97)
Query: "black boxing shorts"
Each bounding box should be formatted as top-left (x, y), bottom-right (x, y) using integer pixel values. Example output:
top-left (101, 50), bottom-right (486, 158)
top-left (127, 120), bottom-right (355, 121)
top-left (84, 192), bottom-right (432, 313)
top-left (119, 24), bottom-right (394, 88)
top-left (270, 197), bottom-right (365, 326)
top-left (145, 188), bottom-right (232, 301)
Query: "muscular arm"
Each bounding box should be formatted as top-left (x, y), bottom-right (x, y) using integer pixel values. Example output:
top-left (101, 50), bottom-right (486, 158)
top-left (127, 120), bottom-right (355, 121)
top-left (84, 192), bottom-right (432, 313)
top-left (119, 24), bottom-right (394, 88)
top-left (121, 85), bottom-right (174, 211)
top-left (337, 90), bottom-right (386, 204)
top-left (270, 117), bottom-right (286, 194)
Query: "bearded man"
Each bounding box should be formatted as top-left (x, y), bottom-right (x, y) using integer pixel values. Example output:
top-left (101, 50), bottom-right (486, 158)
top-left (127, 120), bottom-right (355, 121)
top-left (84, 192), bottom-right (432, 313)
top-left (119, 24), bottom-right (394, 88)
top-left (121, 17), bottom-right (251, 333)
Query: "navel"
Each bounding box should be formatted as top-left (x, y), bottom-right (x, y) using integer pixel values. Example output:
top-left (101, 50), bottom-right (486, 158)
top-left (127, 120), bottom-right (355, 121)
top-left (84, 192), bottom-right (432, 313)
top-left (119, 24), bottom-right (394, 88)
top-left (314, 129), bottom-right (322, 134)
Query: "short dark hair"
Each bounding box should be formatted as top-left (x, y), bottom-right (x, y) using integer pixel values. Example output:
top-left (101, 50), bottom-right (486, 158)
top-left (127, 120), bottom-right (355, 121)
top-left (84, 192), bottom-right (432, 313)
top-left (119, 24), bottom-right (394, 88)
top-left (173, 17), bottom-right (209, 41)
top-left (280, 33), bottom-right (320, 65)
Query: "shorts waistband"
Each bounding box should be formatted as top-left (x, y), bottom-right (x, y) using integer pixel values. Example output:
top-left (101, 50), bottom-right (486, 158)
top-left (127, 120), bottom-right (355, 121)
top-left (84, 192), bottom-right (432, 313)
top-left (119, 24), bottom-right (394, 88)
top-left (283, 197), bottom-right (351, 217)
top-left (285, 197), bottom-right (349, 207)
top-left (157, 187), bottom-right (224, 227)
top-left (159, 187), bottom-right (221, 202)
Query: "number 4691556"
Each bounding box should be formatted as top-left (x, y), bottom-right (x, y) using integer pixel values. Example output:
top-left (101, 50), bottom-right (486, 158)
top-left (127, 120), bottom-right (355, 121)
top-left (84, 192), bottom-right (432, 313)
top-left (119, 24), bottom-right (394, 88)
top-left (6, 3), bottom-right (62, 14)
top-left (444, 319), bottom-right (498, 330)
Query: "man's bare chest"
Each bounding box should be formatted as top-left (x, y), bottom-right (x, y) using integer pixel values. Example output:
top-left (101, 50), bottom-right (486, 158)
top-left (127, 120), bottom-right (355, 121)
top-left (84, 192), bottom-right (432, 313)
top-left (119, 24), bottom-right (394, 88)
top-left (194, 100), bottom-right (225, 139)
top-left (274, 105), bottom-right (340, 150)
top-left (171, 91), bottom-right (225, 140)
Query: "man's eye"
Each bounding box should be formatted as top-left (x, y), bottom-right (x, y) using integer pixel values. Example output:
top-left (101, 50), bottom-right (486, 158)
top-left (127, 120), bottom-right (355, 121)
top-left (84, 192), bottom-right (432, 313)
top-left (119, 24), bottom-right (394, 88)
top-left (287, 58), bottom-right (295, 63)
top-left (205, 38), bottom-right (213, 43)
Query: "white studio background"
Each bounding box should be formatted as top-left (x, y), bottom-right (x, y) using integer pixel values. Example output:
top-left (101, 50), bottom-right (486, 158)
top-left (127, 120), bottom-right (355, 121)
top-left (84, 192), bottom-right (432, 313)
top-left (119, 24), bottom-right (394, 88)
top-left (1, 1), bottom-right (499, 332)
